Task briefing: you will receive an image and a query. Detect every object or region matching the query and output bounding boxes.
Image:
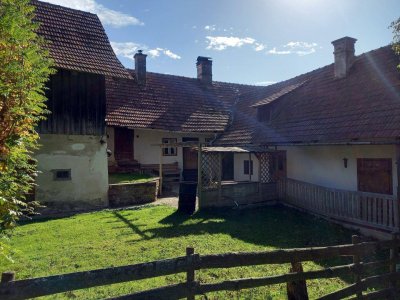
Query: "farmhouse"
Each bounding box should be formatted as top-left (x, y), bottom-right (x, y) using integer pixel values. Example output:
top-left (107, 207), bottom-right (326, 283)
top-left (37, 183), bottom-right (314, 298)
top-left (30, 0), bottom-right (400, 238)
top-left (32, 0), bottom-right (131, 211)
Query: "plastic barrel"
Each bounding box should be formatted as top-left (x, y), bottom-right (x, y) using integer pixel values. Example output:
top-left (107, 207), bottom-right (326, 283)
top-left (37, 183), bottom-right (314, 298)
top-left (178, 181), bottom-right (197, 214)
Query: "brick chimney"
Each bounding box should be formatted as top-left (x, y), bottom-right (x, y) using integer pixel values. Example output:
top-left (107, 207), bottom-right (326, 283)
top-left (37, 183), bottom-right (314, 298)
top-left (196, 56), bottom-right (212, 85)
top-left (331, 37), bottom-right (357, 78)
top-left (134, 50), bottom-right (147, 85)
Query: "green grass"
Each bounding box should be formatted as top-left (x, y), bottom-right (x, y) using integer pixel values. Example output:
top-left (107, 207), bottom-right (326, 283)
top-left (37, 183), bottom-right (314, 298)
top-left (109, 173), bottom-right (154, 184)
top-left (1, 205), bottom-right (360, 299)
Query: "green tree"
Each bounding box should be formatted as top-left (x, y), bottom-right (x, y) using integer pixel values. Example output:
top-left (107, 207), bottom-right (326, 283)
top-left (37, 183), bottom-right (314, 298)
top-left (391, 17), bottom-right (400, 69)
top-left (0, 0), bottom-right (54, 258)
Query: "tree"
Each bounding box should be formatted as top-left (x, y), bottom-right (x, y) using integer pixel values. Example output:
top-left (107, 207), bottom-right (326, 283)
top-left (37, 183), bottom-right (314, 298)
top-left (0, 0), bottom-right (54, 258)
top-left (391, 17), bottom-right (400, 69)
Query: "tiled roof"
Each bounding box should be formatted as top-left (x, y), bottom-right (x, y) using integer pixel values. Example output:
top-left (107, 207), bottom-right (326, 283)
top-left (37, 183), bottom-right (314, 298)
top-left (32, 0), bottom-right (131, 78)
top-left (217, 45), bottom-right (400, 145)
top-left (106, 70), bottom-right (264, 132)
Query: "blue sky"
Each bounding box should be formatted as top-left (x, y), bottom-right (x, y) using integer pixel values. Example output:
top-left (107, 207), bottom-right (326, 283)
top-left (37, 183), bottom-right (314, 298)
top-left (44, 0), bottom-right (399, 85)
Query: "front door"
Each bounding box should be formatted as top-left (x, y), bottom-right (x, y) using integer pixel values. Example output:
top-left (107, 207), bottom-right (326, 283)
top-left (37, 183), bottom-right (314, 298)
top-left (182, 137), bottom-right (199, 181)
top-left (272, 151), bottom-right (287, 181)
top-left (114, 127), bottom-right (134, 161)
top-left (222, 152), bottom-right (234, 180)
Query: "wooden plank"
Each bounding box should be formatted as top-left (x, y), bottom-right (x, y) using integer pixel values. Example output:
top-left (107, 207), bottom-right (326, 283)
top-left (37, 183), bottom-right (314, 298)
top-left (0, 255), bottom-right (198, 300)
top-left (110, 283), bottom-right (189, 300)
top-left (352, 235), bottom-right (362, 299)
top-left (383, 198), bottom-right (388, 227)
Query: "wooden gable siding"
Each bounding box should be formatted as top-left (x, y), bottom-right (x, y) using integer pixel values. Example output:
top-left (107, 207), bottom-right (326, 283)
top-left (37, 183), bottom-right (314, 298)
top-left (38, 69), bottom-right (106, 135)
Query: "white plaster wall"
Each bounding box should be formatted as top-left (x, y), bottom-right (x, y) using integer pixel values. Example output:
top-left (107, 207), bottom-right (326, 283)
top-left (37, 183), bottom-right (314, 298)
top-left (234, 153), bottom-right (259, 182)
top-left (109, 127), bottom-right (214, 169)
top-left (35, 134), bottom-right (109, 208)
top-left (279, 145), bottom-right (398, 195)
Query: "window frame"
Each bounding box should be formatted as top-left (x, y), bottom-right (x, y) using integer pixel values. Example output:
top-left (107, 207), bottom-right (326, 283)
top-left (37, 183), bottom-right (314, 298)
top-left (243, 160), bottom-right (254, 175)
top-left (162, 138), bottom-right (178, 156)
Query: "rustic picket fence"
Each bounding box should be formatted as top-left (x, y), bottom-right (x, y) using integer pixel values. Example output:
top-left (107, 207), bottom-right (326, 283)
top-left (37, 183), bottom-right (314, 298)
top-left (278, 178), bottom-right (399, 235)
top-left (1, 235), bottom-right (400, 299)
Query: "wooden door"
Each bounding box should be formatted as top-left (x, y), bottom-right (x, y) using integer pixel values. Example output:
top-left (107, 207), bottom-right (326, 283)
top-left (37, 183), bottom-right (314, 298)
top-left (272, 151), bottom-right (287, 181)
top-left (222, 153), bottom-right (234, 180)
top-left (357, 158), bottom-right (392, 195)
top-left (114, 127), bottom-right (134, 161)
top-left (183, 137), bottom-right (198, 170)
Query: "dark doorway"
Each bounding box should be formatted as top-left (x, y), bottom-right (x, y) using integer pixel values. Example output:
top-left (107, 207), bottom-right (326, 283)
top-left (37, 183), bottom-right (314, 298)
top-left (222, 152), bottom-right (234, 180)
top-left (182, 137), bottom-right (199, 181)
top-left (114, 127), bottom-right (134, 161)
top-left (357, 158), bottom-right (392, 195)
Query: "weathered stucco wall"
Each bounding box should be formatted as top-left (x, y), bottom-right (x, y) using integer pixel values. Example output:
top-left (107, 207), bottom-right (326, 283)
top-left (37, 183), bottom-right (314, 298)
top-left (106, 126), bottom-right (116, 166)
top-left (109, 179), bottom-right (159, 207)
top-left (280, 145), bottom-right (398, 195)
top-left (107, 127), bottom-right (213, 169)
top-left (233, 153), bottom-right (260, 182)
top-left (35, 134), bottom-right (109, 211)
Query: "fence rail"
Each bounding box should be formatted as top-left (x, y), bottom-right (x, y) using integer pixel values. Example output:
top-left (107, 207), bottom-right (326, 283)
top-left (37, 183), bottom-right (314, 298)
top-left (1, 236), bottom-right (400, 299)
top-left (278, 178), bottom-right (399, 233)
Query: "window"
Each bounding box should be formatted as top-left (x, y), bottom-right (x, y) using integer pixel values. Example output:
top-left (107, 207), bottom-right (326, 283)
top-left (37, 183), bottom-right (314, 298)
top-left (52, 169), bottom-right (71, 181)
top-left (244, 160), bottom-right (253, 175)
top-left (162, 138), bottom-right (177, 156)
top-left (357, 158), bottom-right (392, 195)
top-left (257, 105), bottom-right (272, 123)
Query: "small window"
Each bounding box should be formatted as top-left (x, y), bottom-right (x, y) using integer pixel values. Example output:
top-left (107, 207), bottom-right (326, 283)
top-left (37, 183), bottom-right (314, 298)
top-left (244, 160), bottom-right (253, 175)
top-left (52, 169), bottom-right (71, 181)
top-left (162, 138), bottom-right (177, 156)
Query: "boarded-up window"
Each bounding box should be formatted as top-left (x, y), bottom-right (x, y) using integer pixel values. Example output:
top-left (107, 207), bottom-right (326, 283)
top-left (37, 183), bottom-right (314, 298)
top-left (357, 158), bottom-right (392, 195)
top-left (244, 160), bottom-right (253, 175)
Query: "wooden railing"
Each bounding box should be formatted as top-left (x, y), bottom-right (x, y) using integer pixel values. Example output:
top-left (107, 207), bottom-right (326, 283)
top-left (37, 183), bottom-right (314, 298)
top-left (279, 178), bottom-right (400, 233)
top-left (1, 236), bottom-right (400, 299)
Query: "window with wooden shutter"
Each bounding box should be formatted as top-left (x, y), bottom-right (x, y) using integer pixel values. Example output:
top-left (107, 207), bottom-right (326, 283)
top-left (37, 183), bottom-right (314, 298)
top-left (244, 160), bottom-right (253, 175)
top-left (357, 158), bottom-right (392, 195)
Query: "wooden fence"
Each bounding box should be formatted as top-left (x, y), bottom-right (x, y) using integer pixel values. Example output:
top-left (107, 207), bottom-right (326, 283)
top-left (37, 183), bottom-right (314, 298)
top-left (278, 178), bottom-right (399, 235)
top-left (1, 236), bottom-right (399, 299)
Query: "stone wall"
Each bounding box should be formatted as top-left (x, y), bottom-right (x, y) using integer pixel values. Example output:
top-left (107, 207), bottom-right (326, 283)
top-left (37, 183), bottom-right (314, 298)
top-left (200, 182), bottom-right (278, 208)
top-left (109, 179), bottom-right (159, 207)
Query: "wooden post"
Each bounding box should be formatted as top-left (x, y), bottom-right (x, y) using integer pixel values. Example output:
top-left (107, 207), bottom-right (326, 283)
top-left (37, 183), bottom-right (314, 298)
top-left (159, 146), bottom-right (163, 196)
top-left (248, 152), bottom-right (252, 182)
top-left (390, 233), bottom-right (399, 291)
top-left (286, 262), bottom-right (309, 300)
top-left (1, 271), bottom-right (15, 283)
top-left (218, 152), bottom-right (222, 202)
top-left (395, 145), bottom-right (400, 231)
top-left (352, 235), bottom-right (362, 299)
top-left (186, 247), bottom-right (195, 300)
top-left (197, 143), bottom-right (202, 208)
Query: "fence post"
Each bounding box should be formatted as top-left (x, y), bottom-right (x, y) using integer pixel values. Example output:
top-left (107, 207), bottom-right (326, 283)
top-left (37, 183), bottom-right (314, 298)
top-left (352, 235), bottom-right (362, 299)
top-left (390, 233), bottom-right (399, 292)
top-left (1, 271), bottom-right (15, 283)
top-left (286, 261), bottom-right (309, 300)
top-left (186, 247), bottom-right (195, 300)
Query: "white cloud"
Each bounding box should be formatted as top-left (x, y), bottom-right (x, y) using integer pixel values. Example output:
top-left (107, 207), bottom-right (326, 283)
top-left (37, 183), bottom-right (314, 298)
top-left (268, 41), bottom-right (318, 56)
top-left (254, 43), bottom-right (265, 52)
top-left (255, 81), bottom-right (277, 86)
top-left (206, 36), bottom-right (258, 51)
top-left (41, 0), bottom-right (143, 27)
top-left (111, 42), bottom-right (181, 60)
top-left (204, 25), bottom-right (216, 31)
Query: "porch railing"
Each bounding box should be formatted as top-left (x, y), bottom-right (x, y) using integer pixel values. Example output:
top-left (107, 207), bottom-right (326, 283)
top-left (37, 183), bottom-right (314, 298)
top-left (278, 178), bottom-right (399, 233)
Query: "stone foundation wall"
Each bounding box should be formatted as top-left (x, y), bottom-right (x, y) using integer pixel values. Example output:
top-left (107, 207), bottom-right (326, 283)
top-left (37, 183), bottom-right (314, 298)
top-left (109, 179), bottom-right (159, 207)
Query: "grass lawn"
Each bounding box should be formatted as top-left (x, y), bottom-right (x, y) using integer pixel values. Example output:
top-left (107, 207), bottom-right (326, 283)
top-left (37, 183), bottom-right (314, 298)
top-left (0, 205), bottom-right (360, 299)
top-left (108, 173), bottom-right (155, 184)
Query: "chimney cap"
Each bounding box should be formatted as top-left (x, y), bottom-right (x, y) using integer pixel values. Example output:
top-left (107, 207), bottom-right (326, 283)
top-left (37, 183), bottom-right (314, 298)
top-left (196, 56), bottom-right (212, 64)
top-left (331, 36), bottom-right (357, 47)
top-left (134, 50), bottom-right (147, 58)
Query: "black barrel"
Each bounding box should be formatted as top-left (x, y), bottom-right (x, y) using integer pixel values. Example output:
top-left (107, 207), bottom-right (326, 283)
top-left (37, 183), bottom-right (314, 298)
top-left (178, 181), bottom-right (197, 214)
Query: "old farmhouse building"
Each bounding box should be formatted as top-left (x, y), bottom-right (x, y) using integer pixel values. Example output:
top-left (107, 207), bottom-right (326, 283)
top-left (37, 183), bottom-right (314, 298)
top-left (31, 1), bottom-right (400, 237)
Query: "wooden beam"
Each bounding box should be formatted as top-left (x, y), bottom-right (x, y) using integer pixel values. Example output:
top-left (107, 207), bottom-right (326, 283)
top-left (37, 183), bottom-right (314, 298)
top-left (396, 144), bottom-right (400, 231)
top-left (218, 152), bottom-right (222, 202)
top-left (197, 143), bottom-right (202, 208)
top-left (159, 148), bottom-right (163, 196)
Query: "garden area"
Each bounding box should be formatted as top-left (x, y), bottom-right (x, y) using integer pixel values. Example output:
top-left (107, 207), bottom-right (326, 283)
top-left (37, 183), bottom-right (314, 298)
top-left (0, 204), bottom-right (366, 299)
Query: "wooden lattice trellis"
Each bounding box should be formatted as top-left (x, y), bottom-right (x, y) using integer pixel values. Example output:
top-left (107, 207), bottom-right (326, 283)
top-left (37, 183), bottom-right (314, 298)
top-left (200, 152), bottom-right (220, 190)
top-left (257, 152), bottom-right (274, 183)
